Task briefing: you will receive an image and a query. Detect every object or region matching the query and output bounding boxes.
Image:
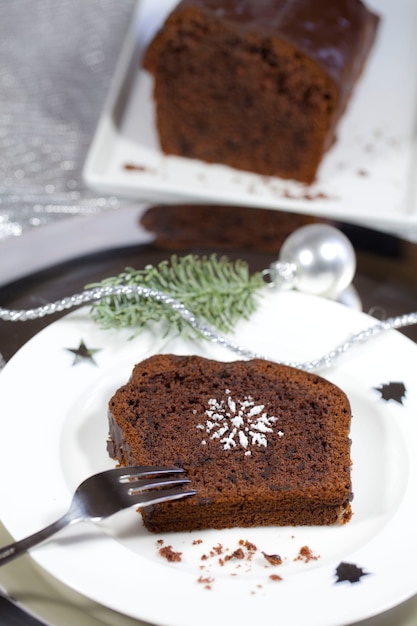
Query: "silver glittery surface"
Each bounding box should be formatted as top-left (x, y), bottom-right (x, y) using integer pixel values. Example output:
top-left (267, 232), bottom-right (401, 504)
top-left (0, 0), bottom-right (136, 241)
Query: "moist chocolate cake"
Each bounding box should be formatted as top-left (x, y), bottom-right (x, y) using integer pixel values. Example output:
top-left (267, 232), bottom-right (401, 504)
top-left (107, 355), bottom-right (353, 532)
top-left (143, 0), bottom-right (379, 184)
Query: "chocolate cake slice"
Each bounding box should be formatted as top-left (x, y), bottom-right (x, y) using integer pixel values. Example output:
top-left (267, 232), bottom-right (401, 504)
top-left (107, 354), bottom-right (353, 532)
top-left (143, 0), bottom-right (379, 183)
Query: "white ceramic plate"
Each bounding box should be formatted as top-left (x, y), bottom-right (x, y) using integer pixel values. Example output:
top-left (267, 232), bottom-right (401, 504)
top-left (83, 0), bottom-right (417, 237)
top-left (0, 291), bottom-right (416, 626)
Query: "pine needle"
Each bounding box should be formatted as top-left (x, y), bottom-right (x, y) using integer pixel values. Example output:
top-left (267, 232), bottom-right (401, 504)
top-left (86, 254), bottom-right (265, 337)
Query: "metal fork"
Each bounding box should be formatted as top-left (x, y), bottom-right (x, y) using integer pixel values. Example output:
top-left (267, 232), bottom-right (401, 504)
top-left (0, 466), bottom-right (196, 566)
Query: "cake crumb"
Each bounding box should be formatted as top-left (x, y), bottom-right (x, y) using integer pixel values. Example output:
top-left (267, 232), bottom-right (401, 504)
top-left (159, 545), bottom-right (182, 562)
top-left (197, 575), bottom-right (214, 590)
top-left (294, 545), bottom-right (320, 563)
top-left (226, 548), bottom-right (245, 561)
top-left (269, 574), bottom-right (283, 581)
top-left (123, 163), bottom-right (157, 175)
top-left (262, 551), bottom-right (283, 566)
top-left (211, 543), bottom-right (223, 556)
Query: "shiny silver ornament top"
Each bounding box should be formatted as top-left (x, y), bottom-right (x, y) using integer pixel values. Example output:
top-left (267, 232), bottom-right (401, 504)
top-left (268, 224), bottom-right (356, 299)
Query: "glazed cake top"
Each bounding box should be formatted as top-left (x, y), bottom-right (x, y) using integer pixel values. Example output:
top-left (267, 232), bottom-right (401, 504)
top-left (164, 0), bottom-right (379, 88)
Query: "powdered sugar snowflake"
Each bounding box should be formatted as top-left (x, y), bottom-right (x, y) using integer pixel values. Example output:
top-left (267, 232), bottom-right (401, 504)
top-left (196, 389), bottom-right (283, 456)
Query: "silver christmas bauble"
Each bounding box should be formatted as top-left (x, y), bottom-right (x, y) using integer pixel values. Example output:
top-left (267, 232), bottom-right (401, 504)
top-left (270, 224), bottom-right (356, 298)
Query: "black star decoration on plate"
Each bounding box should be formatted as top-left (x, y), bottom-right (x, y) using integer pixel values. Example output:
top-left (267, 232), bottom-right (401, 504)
top-left (66, 340), bottom-right (101, 366)
top-left (374, 381), bottom-right (406, 404)
top-left (335, 562), bottom-right (369, 584)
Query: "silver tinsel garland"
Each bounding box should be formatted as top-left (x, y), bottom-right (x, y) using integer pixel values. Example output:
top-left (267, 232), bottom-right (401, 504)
top-left (0, 284), bottom-right (416, 372)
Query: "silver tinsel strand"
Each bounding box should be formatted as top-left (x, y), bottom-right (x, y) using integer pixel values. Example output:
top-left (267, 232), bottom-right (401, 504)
top-left (0, 284), bottom-right (416, 372)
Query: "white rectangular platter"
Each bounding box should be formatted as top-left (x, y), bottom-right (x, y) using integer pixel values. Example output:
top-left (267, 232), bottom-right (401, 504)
top-left (83, 0), bottom-right (417, 238)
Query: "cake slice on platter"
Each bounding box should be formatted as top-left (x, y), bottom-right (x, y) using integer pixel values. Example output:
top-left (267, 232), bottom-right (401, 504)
top-left (143, 0), bottom-right (379, 183)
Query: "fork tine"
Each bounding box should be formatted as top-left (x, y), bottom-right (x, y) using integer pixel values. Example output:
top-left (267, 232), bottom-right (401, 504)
top-left (125, 476), bottom-right (191, 494)
top-left (129, 487), bottom-right (197, 508)
top-left (112, 466), bottom-right (186, 480)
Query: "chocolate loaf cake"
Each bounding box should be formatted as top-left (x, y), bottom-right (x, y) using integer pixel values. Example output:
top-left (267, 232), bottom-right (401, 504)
top-left (143, 0), bottom-right (379, 184)
top-left (107, 354), bottom-right (353, 532)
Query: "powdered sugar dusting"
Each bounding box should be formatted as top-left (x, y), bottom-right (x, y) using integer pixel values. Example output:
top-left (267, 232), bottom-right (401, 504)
top-left (197, 390), bottom-right (282, 454)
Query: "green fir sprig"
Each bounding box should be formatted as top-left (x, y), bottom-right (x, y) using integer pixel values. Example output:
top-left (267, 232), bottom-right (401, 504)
top-left (86, 254), bottom-right (265, 337)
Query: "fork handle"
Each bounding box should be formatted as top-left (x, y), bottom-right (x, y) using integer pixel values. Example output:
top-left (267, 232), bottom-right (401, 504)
top-left (0, 513), bottom-right (75, 566)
